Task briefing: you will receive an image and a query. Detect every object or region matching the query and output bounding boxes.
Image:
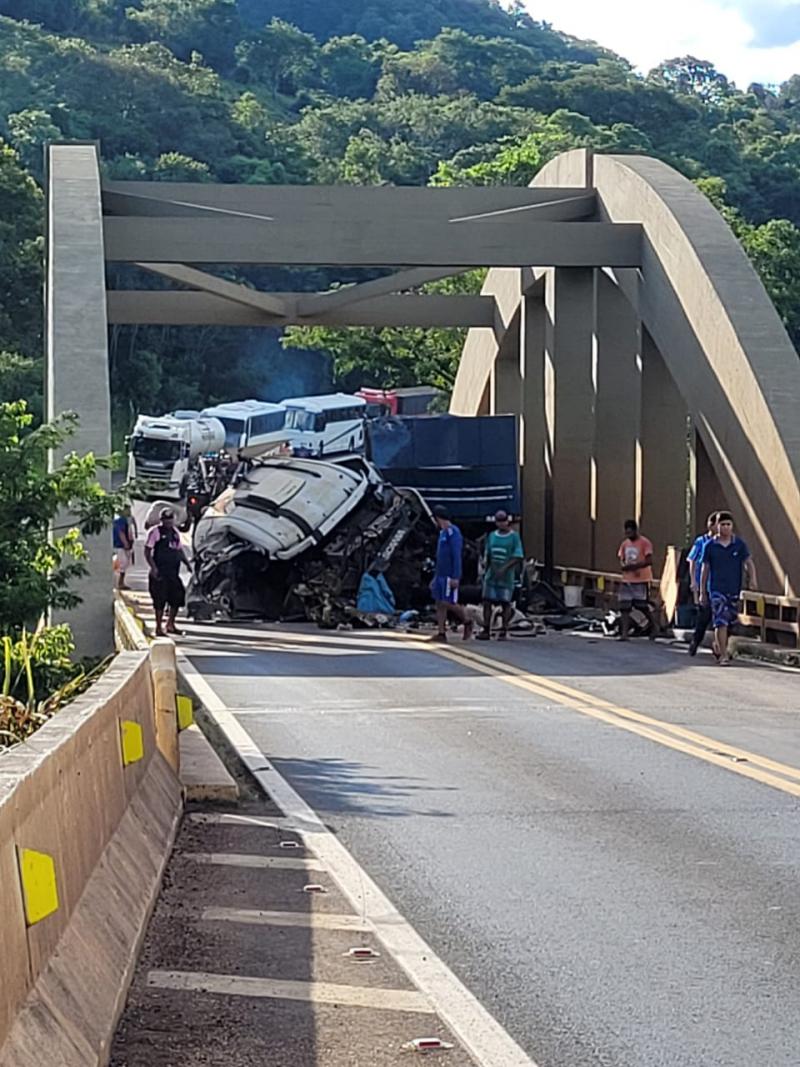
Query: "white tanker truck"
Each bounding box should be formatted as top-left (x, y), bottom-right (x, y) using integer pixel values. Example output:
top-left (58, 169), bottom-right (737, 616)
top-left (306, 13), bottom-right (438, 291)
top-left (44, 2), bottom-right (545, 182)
top-left (127, 414), bottom-right (226, 501)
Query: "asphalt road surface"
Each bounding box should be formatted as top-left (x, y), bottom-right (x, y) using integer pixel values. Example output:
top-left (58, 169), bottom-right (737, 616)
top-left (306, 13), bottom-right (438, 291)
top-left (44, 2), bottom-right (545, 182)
top-left (181, 622), bottom-right (800, 1067)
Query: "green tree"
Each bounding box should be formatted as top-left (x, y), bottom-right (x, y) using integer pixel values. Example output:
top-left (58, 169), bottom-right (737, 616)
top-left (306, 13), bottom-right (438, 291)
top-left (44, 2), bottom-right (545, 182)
top-left (6, 108), bottom-right (61, 178)
top-left (153, 151), bottom-right (212, 181)
top-left (648, 56), bottom-right (732, 104)
top-left (319, 35), bottom-right (380, 99)
top-left (126, 0), bottom-right (242, 70)
top-left (739, 218), bottom-right (800, 345)
top-left (0, 140), bottom-right (43, 357)
top-left (0, 401), bottom-right (127, 633)
top-left (0, 352), bottom-right (43, 422)
top-left (234, 18), bottom-right (319, 97)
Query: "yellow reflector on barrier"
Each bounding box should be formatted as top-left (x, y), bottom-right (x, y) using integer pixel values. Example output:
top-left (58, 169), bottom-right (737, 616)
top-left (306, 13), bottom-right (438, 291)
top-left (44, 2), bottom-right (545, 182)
top-left (597, 576), bottom-right (606, 592)
top-left (18, 848), bottom-right (59, 925)
top-left (120, 720), bottom-right (144, 765)
top-left (176, 694), bottom-right (194, 731)
top-left (756, 597), bottom-right (766, 618)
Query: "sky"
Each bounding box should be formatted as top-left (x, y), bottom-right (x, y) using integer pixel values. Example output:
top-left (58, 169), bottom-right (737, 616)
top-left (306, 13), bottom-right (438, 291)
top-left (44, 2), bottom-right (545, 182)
top-left (523, 0), bottom-right (800, 87)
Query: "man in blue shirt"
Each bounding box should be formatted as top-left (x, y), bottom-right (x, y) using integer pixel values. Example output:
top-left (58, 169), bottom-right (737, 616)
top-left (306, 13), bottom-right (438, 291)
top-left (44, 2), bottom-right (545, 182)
top-left (430, 505), bottom-right (473, 643)
top-left (700, 511), bottom-right (757, 666)
top-left (686, 510), bottom-right (719, 656)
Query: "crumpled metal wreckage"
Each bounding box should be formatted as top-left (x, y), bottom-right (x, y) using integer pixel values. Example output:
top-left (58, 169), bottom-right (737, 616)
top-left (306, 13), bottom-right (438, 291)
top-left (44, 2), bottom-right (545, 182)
top-left (187, 456), bottom-right (436, 627)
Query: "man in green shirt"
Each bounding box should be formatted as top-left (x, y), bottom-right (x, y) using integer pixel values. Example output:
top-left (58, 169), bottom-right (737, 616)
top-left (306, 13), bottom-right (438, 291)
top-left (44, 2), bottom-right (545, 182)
top-left (477, 510), bottom-right (524, 641)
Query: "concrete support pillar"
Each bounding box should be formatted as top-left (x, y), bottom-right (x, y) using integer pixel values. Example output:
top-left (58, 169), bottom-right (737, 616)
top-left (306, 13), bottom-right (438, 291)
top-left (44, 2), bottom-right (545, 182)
top-left (545, 267), bottom-right (596, 570)
top-left (491, 318), bottom-right (522, 417)
top-left (640, 330), bottom-right (688, 574)
top-left (593, 271), bottom-right (642, 571)
top-left (519, 288), bottom-right (547, 561)
top-left (692, 430), bottom-right (728, 534)
top-left (47, 144), bottom-right (113, 656)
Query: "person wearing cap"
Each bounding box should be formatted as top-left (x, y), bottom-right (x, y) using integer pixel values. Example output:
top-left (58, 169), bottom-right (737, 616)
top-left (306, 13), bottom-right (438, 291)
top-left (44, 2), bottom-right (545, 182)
top-left (144, 507), bottom-right (190, 637)
top-left (430, 505), bottom-right (472, 643)
top-left (477, 511), bottom-right (524, 641)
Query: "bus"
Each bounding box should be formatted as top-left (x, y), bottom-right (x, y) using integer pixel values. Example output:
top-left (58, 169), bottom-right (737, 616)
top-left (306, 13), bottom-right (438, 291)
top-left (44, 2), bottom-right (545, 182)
top-left (282, 393), bottom-right (367, 457)
top-left (200, 400), bottom-right (289, 459)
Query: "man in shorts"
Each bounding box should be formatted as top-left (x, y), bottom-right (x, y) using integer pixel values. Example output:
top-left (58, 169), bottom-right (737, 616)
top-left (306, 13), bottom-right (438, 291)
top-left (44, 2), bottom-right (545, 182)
top-left (617, 519), bottom-right (658, 640)
top-left (430, 505), bottom-right (472, 643)
top-left (477, 511), bottom-right (524, 641)
top-left (144, 508), bottom-right (190, 637)
top-left (687, 510), bottom-right (719, 656)
top-left (112, 505), bottom-right (136, 590)
top-left (699, 511), bottom-right (756, 666)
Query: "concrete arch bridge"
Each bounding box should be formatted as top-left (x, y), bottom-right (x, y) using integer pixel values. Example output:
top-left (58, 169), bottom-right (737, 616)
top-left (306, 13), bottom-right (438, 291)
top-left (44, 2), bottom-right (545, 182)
top-left (452, 149), bottom-right (800, 595)
top-left (46, 145), bottom-right (799, 652)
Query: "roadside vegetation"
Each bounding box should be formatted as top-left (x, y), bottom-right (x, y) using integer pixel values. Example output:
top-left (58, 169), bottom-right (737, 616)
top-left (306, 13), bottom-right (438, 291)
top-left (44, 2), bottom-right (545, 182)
top-left (0, 401), bottom-right (130, 751)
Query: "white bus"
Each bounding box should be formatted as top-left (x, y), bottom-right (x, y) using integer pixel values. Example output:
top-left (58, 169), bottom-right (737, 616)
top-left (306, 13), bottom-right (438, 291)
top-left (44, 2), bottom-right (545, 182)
top-left (201, 400), bottom-right (289, 459)
top-left (282, 393), bottom-right (367, 457)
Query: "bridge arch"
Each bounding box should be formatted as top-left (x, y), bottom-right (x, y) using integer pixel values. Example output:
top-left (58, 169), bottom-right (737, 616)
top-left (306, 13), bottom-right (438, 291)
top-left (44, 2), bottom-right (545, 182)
top-left (451, 149), bottom-right (800, 595)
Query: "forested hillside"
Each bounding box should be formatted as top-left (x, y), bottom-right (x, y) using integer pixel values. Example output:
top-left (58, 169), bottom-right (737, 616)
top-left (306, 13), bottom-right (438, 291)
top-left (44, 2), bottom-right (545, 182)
top-left (1, 0), bottom-right (799, 433)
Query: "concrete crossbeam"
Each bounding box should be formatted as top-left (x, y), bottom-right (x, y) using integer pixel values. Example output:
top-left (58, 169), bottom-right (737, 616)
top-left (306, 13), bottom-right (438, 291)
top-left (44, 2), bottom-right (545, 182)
top-left (137, 262), bottom-right (292, 318)
top-left (102, 183), bottom-right (597, 221)
top-left (106, 290), bottom-right (497, 327)
top-left (296, 268), bottom-right (471, 315)
top-left (103, 218), bottom-right (642, 267)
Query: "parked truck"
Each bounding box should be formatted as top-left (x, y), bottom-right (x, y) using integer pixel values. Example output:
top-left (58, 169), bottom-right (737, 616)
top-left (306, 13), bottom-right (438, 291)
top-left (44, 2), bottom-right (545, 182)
top-left (357, 386), bottom-right (442, 418)
top-left (127, 414), bottom-right (226, 500)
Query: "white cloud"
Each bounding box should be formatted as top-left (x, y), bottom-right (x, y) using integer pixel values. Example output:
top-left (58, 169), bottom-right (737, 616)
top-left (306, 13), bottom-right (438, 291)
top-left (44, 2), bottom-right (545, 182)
top-left (523, 0), bottom-right (800, 86)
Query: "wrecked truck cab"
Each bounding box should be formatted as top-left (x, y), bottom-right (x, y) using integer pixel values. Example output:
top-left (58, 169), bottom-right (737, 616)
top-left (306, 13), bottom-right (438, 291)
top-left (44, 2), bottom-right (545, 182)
top-left (187, 456), bottom-right (434, 624)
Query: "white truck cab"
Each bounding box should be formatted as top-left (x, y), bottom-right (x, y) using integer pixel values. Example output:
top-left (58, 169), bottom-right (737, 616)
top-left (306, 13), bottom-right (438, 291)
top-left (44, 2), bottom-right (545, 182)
top-left (127, 414), bottom-right (226, 500)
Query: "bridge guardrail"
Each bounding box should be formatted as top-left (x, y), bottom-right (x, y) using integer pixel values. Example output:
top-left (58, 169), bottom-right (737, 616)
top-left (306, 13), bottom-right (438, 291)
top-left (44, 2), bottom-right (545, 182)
top-left (0, 612), bottom-right (182, 1066)
top-left (556, 565), bottom-right (800, 649)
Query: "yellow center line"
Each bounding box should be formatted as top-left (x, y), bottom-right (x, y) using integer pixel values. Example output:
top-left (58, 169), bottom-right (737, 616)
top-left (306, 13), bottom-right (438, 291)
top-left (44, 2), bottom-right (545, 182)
top-left (389, 633), bottom-right (800, 799)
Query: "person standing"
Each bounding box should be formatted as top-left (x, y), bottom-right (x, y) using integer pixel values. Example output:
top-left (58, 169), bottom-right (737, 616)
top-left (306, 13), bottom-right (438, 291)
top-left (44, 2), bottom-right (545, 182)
top-left (687, 511), bottom-right (719, 656)
top-left (700, 511), bottom-right (756, 666)
top-left (477, 510), bottom-right (524, 641)
top-left (617, 519), bottom-right (658, 640)
top-left (430, 505), bottom-right (472, 643)
top-left (113, 505), bottom-right (135, 591)
top-left (144, 507), bottom-right (190, 637)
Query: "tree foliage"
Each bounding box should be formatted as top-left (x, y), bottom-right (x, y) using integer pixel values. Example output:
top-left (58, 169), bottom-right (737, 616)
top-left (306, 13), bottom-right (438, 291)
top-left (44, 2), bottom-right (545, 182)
top-left (0, 402), bottom-right (128, 633)
top-left (0, 1), bottom-right (798, 426)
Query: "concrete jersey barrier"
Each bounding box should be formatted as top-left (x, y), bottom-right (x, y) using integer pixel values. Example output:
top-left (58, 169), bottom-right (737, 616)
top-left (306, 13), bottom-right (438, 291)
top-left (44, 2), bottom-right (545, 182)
top-left (0, 650), bottom-right (182, 1066)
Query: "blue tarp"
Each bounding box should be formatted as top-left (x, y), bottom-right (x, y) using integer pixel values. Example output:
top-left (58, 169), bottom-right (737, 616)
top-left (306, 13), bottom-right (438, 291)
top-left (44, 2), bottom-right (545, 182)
top-left (356, 572), bottom-right (396, 614)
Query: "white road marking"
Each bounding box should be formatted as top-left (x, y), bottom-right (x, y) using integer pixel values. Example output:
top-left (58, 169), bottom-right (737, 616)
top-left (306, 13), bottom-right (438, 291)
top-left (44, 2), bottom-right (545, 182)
top-left (178, 652), bottom-right (542, 1067)
top-left (185, 852), bottom-right (324, 872)
top-left (202, 907), bottom-right (372, 932)
top-left (147, 970), bottom-right (435, 1013)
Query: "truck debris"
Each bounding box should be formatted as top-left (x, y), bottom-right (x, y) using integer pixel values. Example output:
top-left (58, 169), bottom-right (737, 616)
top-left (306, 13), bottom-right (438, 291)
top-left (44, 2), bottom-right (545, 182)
top-left (187, 456), bottom-right (435, 626)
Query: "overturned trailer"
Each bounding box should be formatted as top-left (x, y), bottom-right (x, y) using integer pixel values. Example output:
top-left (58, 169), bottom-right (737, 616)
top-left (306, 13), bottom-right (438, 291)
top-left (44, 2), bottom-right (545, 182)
top-left (187, 456), bottom-right (436, 626)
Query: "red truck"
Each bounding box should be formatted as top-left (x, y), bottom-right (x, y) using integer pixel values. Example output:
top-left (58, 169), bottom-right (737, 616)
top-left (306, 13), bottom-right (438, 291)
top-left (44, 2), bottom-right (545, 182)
top-left (356, 386), bottom-right (442, 418)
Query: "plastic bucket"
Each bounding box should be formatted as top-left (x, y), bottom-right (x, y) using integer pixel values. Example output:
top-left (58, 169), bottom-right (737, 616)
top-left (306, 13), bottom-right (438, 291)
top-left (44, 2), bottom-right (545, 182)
top-left (563, 584), bottom-right (583, 608)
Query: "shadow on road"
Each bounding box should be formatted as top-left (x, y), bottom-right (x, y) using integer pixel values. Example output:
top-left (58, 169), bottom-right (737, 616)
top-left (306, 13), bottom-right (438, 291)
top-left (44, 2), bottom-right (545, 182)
top-left (270, 756), bottom-right (458, 820)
